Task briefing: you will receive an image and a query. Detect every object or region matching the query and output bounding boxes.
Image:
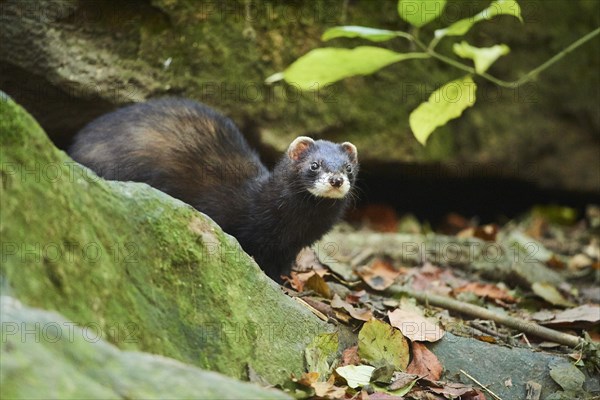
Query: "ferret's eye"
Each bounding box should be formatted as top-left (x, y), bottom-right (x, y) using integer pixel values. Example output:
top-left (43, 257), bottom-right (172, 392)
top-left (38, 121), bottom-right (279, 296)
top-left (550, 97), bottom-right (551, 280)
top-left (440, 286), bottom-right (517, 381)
top-left (310, 162), bottom-right (320, 171)
top-left (345, 164), bottom-right (352, 173)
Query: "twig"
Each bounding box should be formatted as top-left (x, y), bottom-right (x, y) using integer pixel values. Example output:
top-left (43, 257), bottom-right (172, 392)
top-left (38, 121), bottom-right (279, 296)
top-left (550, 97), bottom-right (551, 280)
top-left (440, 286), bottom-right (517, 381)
top-left (460, 369), bottom-right (503, 400)
top-left (468, 320), bottom-right (511, 342)
top-left (293, 297), bottom-right (328, 321)
top-left (412, 27), bottom-right (600, 88)
top-left (387, 285), bottom-right (583, 348)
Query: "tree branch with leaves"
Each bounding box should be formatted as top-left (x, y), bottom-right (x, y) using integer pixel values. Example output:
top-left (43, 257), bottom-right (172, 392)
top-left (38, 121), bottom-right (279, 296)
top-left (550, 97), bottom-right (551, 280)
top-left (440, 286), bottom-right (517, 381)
top-left (266, 0), bottom-right (599, 145)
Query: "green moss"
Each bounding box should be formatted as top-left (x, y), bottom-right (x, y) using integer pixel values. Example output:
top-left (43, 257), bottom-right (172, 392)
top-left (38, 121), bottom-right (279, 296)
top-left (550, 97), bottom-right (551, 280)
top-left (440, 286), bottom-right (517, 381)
top-left (0, 96), bottom-right (331, 384)
top-left (1, 297), bottom-right (291, 399)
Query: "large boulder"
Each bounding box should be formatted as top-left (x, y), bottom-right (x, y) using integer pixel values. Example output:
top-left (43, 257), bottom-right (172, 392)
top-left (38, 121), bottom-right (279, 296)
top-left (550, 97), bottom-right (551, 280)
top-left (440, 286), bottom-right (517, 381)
top-left (0, 94), bottom-right (331, 385)
top-left (0, 296), bottom-right (290, 399)
top-left (0, 0), bottom-right (598, 192)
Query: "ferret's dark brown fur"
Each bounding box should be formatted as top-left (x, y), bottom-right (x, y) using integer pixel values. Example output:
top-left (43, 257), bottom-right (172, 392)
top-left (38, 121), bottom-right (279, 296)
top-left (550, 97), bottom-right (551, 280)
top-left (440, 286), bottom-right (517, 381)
top-left (70, 98), bottom-right (358, 279)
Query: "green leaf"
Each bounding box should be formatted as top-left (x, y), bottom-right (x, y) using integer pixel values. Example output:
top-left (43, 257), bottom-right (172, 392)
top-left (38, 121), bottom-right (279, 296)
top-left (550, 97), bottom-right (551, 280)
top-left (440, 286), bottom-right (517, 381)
top-left (549, 359), bottom-right (586, 392)
top-left (409, 75), bottom-right (477, 145)
top-left (532, 282), bottom-right (576, 308)
top-left (322, 26), bottom-right (402, 42)
top-left (453, 41), bottom-right (510, 73)
top-left (282, 47), bottom-right (429, 90)
top-left (305, 332), bottom-right (339, 381)
top-left (398, 0), bottom-right (447, 28)
top-left (435, 0), bottom-right (522, 38)
top-left (357, 319), bottom-right (409, 371)
top-left (335, 365), bottom-right (375, 389)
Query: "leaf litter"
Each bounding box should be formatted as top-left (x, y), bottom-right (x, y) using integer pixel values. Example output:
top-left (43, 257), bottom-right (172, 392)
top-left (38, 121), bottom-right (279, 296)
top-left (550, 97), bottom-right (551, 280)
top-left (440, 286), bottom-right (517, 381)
top-left (279, 205), bottom-right (599, 399)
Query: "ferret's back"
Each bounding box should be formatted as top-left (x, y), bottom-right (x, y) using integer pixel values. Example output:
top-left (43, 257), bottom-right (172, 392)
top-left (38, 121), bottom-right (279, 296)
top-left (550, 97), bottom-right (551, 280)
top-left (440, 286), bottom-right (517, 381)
top-left (69, 98), bottom-right (268, 211)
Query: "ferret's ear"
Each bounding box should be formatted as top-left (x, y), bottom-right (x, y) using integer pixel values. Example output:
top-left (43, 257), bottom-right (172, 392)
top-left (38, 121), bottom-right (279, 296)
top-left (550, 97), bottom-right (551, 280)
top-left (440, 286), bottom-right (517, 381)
top-left (287, 136), bottom-right (315, 161)
top-left (341, 142), bottom-right (358, 163)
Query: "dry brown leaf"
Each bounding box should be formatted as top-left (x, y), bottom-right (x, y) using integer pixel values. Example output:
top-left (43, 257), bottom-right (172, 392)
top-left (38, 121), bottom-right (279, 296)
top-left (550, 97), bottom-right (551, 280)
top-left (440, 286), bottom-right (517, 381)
top-left (427, 381), bottom-right (478, 397)
top-left (388, 309), bottom-right (445, 342)
top-left (285, 271), bottom-right (307, 292)
top-left (346, 290), bottom-right (367, 305)
top-left (388, 371), bottom-right (419, 391)
top-left (542, 304), bottom-right (600, 326)
top-left (341, 345), bottom-right (361, 366)
top-left (356, 258), bottom-right (401, 291)
top-left (311, 375), bottom-right (347, 399)
top-left (457, 224), bottom-right (498, 241)
top-left (305, 273), bottom-right (332, 299)
top-left (463, 391), bottom-right (487, 400)
top-left (366, 393), bottom-right (406, 400)
top-left (297, 371), bottom-right (320, 386)
top-left (331, 294), bottom-right (373, 322)
top-left (474, 335), bottom-right (497, 344)
top-left (295, 247), bottom-right (328, 273)
top-left (406, 342), bottom-right (443, 381)
top-left (408, 265), bottom-right (460, 295)
top-left (454, 282), bottom-right (516, 303)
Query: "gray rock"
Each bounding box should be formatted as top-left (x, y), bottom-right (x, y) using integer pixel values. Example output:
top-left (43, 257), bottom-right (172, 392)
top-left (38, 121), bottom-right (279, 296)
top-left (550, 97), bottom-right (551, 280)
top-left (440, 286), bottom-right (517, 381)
top-left (0, 95), bottom-right (331, 385)
top-left (0, 296), bottom-right (291, 399)
top-left (429, 332), bottom-right (599, 399)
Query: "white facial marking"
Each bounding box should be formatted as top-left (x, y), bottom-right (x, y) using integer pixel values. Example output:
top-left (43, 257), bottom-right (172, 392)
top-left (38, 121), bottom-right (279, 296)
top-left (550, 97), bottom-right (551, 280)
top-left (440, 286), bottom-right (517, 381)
top-left (308, 172), bottom-right (350, 199)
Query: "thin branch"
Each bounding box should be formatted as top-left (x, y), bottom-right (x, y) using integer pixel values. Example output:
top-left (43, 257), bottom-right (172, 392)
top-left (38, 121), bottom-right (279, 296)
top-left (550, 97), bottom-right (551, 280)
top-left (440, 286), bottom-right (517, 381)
top-left (387, 285), bottom-right (584, 348)
top-left (512, 27), bottom-right (600, 86)
top-left (410, 27), bottom-right (600, 88)
top-left (460, 369), bottom-right (504, 400)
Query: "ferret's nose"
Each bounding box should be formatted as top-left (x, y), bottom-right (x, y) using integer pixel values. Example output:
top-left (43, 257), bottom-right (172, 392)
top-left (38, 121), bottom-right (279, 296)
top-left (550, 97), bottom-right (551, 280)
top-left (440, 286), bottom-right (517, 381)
top-left (329, 176), bottom-right (344, 188)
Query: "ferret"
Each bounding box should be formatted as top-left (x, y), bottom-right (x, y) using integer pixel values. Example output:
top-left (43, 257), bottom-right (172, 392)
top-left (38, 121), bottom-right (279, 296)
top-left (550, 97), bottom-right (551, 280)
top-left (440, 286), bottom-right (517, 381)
top-left (69, 98), bottom-right (358, 279)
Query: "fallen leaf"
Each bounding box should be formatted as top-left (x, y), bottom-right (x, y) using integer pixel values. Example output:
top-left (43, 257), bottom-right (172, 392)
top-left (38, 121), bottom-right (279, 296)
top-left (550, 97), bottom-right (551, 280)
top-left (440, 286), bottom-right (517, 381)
top-left (406, 342), bottom-right (443, 381)
top-left (504, 378), bottom-right (513, 387)
top-left (331, 294), bottom-right (373, 321)
top-left (549, 359), bottom-right (585, 392)
top-left (285, 271), bottom-right (307, 292)
top-left (346, 290), bottom-right (367, 304)
top-left (312, 375), bottom-right (347, 399)
top-left (336, 365), bottom-right (375, 389)
top-left (341, 345), bottom-right (361, 366)
top-left (305, 332), bottom-right (339, 380)
top-left (463, 392), bottom-right (487, 400)
top-left (543, 304), bottom-right (600, 325)
top-left (388, 371), bottom-right (419, 391)
top-left (474, 335), bottom-right (497, 344)
top-left (457, 224), bottom-right (498, 241)
top-left (295, 247), bottom-right (328, 273)
top-left (532, 282), bottom-right (576, 307)
top-left (357, 258), bottom-right (401, 291)
top-left (454, 282), bottom-right (516, 303)
top-left (525, 380), bottom-right (542, 400)
top-left (358, 319), bottom-right (410, 371)
top-left (298, 371), bottom-right (320, 386)
top-left (371, 364), bottom-right (396, 385)
top-left (388, 309), bottom-right (445, 342)
top-left (408, 264), bottom-right (460, 295)
top-left (302, 297), bottom-right (336, 319)
top-left (366, 393), bottom-right (406, 400)
top-left (427, 381), bottom-right (478, 397)
top-left (568, 254), bottom-right (593, 270)
top-left (305, 273), bottom-right (332, 299)
top-left (531, 309), bottom-right (556, 322)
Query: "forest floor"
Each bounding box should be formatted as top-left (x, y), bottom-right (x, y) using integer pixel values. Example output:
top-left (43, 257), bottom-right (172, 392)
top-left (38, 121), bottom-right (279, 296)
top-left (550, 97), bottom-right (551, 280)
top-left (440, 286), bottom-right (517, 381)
top-left (277, 204), bottom-right (600, 400)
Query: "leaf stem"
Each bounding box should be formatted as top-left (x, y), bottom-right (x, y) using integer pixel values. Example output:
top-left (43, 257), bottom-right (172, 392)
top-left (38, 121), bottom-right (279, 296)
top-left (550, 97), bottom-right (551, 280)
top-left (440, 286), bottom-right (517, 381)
top-left (411, 27), bottom-right (600, 88)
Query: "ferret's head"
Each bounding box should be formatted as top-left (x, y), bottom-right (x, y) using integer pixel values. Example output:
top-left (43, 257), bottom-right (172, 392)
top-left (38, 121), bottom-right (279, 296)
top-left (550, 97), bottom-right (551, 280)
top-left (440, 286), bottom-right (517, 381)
top-left (287, 136), bottom-right (358, 199)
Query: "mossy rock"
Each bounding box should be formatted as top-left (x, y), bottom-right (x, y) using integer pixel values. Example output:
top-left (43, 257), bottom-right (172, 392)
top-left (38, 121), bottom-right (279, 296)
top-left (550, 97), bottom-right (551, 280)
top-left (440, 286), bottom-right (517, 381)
top-left (0, 94), bottom-right (331, 385)
top-left (0, 296), bottom-right (291, 399)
